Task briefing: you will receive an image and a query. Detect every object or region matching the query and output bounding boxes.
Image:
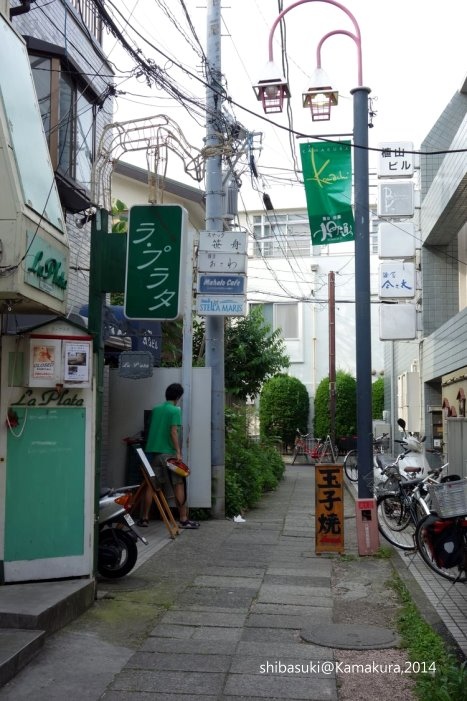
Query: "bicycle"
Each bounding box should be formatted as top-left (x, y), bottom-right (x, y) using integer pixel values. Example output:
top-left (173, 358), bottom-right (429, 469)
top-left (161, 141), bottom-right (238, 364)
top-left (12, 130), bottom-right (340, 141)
top-left (292, 430), bottom-right (315, 464)
top-left (292, 429), bottom-right (337, 464)
top-left (343, 433), bottom-right (389, 484)
top-left (414, 478), bottom-right (467, 582)
top-left (376, 462), bottom-right (452, 551)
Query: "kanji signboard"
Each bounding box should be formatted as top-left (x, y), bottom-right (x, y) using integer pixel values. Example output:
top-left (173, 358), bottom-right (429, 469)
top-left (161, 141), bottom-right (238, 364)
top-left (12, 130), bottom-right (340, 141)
top-left (199, 230), bottom-right (247, 255)
top-left (124, 205), bottom-right (187, 320)
top-left (377, 142), bottom-right (414, 178)
top-left (315, 464), bottom-right (344, 554)
top-left (379, 262), bottom-right (415, 298)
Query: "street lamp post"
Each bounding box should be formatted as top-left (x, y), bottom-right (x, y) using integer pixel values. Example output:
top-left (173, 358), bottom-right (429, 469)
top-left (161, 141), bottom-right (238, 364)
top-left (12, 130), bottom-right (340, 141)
top-left (253, 0), bottom-right (373, 502)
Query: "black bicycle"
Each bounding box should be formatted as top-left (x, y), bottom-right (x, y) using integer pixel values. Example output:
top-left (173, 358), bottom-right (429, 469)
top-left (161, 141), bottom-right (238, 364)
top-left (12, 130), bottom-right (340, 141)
top-left (343, 433), bottom-right (388, 483)
top-left (414, 477), bottom-right (467, 582)
top-left (414, 512), bottom-right (467, 582)
top-left (376, 463), bottom-right (450, 551)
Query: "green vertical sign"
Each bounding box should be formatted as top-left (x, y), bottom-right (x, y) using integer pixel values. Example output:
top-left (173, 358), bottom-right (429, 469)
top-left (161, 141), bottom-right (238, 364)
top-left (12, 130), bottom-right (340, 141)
top-left (124, 204), bottom-right (186, 320)
top-left (300, 140), bottom-right (355, 246)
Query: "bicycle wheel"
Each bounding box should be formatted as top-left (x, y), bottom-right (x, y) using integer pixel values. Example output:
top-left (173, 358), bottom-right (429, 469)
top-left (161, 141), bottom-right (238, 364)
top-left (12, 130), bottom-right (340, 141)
top-left (377, 493), bottom-right (417, 550)
top-left (344, 450), bottom-right (358, 482)
top-left (414, 515), bottom-right (467, 583)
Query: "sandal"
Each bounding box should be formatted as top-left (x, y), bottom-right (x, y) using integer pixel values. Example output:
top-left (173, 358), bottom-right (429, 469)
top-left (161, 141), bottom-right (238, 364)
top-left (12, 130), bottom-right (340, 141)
top-left (179, 519), bottom-right (200, 529)
top-left (137, 519), bottom-right (149, 527)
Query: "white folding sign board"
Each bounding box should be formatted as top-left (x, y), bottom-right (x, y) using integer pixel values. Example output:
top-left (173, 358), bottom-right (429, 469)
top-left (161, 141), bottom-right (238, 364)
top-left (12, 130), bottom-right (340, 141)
top-left (199, 230), bottom-right (247, 255)
top-left (379, 261), bottom-right (416, 298)
top-left (377, 142), bottom-right (414, 177)
top-left (378, 221), bottom-right (416, 259)
top-left (380, 303), bottom-right (417, 340)
top-left (377, 181), bottom-right (414, 217)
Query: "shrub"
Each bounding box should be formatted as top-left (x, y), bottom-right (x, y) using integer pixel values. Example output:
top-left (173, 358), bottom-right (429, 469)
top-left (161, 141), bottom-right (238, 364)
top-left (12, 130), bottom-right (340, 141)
top-left (225, 407), bottom-right (285, 517)
top-left (259, 374), bottom-right (309, 450)
top-left (314, 370), bottom-right (357, 437)
top-left (372, 376), bottom-right (384, 419)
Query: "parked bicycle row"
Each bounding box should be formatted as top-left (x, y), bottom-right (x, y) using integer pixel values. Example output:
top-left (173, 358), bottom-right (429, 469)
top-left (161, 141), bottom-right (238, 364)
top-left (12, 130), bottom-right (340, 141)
top-left (343, 419), bottom-right (467, 584)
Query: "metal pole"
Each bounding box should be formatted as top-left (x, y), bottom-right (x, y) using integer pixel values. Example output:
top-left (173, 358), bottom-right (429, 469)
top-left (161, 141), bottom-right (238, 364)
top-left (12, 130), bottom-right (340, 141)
top-left (351, 85), bottom-right (373, 499)
top-left (328, 271), bottom-right (336, 449)
top-left (205, 0), bottom-right (225, 518)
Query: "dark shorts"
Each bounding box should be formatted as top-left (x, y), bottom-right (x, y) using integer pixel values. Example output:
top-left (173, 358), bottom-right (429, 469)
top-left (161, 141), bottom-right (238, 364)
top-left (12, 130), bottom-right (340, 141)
top-left (148, 453), bottom-right (184, 487)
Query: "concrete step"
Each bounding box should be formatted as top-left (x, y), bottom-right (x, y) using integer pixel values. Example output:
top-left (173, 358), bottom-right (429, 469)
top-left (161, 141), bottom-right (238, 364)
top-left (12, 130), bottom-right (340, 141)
top-left (0, 629), bottom-right (45, 687)
top-left (0, 579), bottom-right (95, 688)
top-left (0, 579), bottom-right (95, 634)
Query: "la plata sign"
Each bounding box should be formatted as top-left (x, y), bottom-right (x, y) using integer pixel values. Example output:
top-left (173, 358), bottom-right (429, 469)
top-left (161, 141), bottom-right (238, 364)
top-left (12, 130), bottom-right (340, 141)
top-left (24, 232), bottom-right (68, 300)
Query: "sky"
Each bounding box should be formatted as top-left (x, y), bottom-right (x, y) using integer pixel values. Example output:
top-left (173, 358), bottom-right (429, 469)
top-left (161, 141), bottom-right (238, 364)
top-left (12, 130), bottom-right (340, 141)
top-left (103, 0), bottom-right (467, 210)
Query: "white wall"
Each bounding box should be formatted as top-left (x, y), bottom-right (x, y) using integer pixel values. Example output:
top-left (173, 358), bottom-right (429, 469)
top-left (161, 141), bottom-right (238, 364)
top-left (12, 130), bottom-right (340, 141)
top-left (107, 367), bottom-right (211, 508)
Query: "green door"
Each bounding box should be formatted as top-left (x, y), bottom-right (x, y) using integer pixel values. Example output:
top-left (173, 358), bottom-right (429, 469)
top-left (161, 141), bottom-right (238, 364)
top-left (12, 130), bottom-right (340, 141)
top-left (5, 407), bottom-right (85, 562)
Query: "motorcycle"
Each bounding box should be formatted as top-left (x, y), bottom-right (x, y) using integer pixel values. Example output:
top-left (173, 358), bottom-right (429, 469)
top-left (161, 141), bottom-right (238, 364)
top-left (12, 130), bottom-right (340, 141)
top-left (98, 486), bottom-right (148, 579)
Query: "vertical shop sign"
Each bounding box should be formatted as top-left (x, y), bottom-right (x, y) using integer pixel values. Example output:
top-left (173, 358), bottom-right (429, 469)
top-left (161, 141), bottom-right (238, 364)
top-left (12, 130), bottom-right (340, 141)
top-left (315, 464), bottom-right (345, 553)
top-left (125, 205), bottom-right (187, 320)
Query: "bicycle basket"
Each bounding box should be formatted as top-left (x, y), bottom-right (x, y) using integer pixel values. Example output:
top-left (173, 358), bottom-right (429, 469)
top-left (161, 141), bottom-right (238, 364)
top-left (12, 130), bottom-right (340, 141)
top-left (428, 478), bottom-right (467, 518)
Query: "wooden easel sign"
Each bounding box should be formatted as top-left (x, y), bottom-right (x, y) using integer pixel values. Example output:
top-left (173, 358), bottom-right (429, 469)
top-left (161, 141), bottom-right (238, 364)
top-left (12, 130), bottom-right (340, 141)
top-left (135, 448), bottom-right (180, 538)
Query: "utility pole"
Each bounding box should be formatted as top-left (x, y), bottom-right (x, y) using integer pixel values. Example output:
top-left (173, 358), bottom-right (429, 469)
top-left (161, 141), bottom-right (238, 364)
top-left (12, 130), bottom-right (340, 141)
top-left (205, 0), bottom-right (225, 517)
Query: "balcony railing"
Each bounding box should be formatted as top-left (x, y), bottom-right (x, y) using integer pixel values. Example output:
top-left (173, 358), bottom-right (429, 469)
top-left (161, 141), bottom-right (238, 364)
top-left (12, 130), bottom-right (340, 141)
top-left (69, 0), bottom-right (102, 44)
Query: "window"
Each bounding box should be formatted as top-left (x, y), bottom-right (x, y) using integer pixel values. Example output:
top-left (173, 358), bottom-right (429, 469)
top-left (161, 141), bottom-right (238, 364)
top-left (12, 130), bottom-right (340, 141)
top-left (29, 46), bottom-right (98, 208)
top-left (0, 29), bottom-right (64, 231)
top-left (253, 212), bottom-right (311, 258)
top-left (275, 303), bottom-right (299, 339)
top-left (250, 302), bottom-right (299, 339)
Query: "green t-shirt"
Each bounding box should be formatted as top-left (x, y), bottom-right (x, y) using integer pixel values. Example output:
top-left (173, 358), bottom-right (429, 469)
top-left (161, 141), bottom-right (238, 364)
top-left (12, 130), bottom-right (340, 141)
top-left (145, 401), bottom-right (181, 454)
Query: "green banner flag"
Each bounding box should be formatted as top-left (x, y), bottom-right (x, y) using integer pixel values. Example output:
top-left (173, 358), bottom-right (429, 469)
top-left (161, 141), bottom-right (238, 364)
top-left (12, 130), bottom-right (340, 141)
top-left (300, 140), bottom-right (355, 246)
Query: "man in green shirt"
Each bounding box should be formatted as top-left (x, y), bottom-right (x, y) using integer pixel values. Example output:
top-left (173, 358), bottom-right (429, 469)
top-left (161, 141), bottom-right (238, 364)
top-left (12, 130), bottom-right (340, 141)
top-left (140, 383), bottom-right (199, 529)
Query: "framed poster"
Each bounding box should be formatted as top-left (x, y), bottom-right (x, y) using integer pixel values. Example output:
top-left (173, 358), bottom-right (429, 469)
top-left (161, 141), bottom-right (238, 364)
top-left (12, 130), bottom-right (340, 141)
top-left (63, 341), bottom-right (91, 385)
top-left (27, 339), bottom-right (61, 386)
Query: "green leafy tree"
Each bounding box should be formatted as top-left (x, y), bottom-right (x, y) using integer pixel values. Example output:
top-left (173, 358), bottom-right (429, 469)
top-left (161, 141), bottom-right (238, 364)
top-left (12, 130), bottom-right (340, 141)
top-left (372, 376), bottom-right (384, 419)
top-left (194, 307), bottom-right (289, 400)
top-left (225, 407), bottom-right (285, 517)
top-left (224, 307), bottom-right (289, 399)
top-left (314, 370), bottom-right (357, 438)
top-left (259, 374), bottom-right (309, 449)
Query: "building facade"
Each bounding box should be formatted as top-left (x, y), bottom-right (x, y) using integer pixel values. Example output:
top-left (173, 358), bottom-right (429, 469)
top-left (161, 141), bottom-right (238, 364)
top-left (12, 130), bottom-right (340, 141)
top-left (383, 76), bottom-right (467, 472)
top-left (0, 0), bottom-right (113, 582)
top-left (238, 206), bottom-right (385, 428)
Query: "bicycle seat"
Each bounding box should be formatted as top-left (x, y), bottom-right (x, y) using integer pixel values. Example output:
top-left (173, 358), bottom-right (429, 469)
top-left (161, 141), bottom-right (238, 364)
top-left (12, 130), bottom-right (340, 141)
top-left (403, 466), bottom-right (422, 474)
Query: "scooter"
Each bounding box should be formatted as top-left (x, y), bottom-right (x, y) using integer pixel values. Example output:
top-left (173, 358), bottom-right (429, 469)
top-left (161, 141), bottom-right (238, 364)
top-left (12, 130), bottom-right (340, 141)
top-left (98, 486), bottom-right (148, 579)
top-left (373, 418), bottom-right (429, 495)
top-left (394, 418), bottom-right (430, 476)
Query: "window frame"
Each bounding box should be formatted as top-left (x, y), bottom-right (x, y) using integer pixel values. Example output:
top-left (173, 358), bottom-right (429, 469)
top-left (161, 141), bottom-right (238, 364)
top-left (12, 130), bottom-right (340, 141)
top-left (27, 39), bottom-right (99, 196)
top-left (252, 212), bottom-right (312, 258)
